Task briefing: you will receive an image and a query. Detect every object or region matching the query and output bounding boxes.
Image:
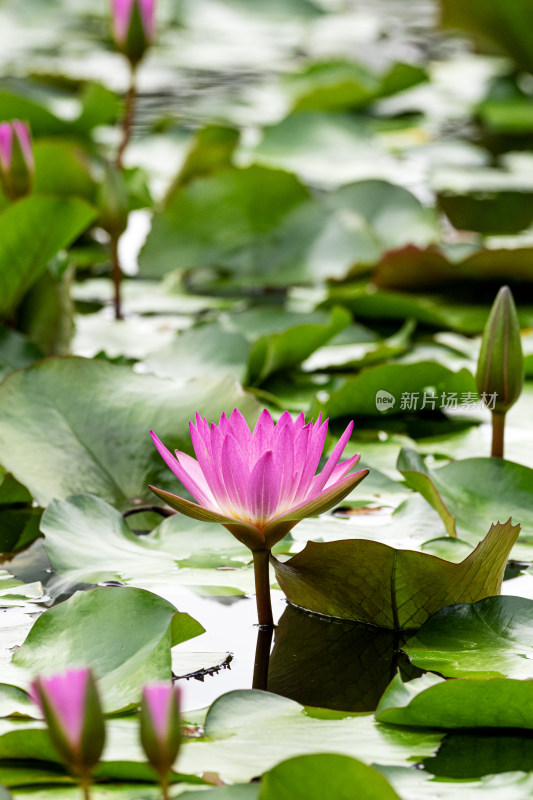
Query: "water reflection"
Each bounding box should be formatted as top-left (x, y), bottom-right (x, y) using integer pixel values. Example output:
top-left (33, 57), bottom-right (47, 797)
top-left (265, 604), bottom-right (422, 712)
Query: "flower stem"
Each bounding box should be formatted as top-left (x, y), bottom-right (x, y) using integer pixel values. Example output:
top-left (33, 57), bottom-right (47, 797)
top-left (491, 411), bottom-right (506, 458)
top-left (116, 65), bottom-right (137, 169)
top-left (80, 776), bottom-right (92, 800)
top-left (110, 232), bottom-right (123, 320)
top-left (161, 774), bottom-right (170, 800)
top-left (253, 549), bottom-right (273, 627)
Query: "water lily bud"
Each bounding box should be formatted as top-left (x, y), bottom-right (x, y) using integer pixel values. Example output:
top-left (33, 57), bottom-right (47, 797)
top-left (97, 163), bottom-right (129, 237)
top-left (139, 683), bottom-right (181, 779)
top-left (476, 286), bottom-right (523, 414)
top-left (0, 120), bottom-right (34, 200)
top-left (30, 668), bottom-right (105, 778)
top-left (111, 0), bottom-right (156, 65)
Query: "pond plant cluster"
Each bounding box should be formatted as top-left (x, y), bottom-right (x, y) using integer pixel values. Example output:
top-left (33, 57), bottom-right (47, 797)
top-left (2, 0), bottom-right (533, 797)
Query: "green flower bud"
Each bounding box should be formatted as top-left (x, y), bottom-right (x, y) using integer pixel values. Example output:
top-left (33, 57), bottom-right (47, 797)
top-left (97, 163), bottom-right (129, 237)
top-left (476, 286), bottom-right (523, 414)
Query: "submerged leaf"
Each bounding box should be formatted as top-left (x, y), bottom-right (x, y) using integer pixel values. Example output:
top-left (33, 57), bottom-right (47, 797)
top-left (272, 520), bottom-right (520, 629)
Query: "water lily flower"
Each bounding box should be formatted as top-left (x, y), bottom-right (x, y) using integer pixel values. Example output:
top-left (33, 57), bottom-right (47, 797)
top-left (30, 668), bottom-right (105, 793)
top-left (0, 120), bottom-right (34, 200)
top-left (150, 409), bottom-right (368, 625)
top-left (139, 683), bottom-right (181, 797)
top-left (111, 0), bottom-right (156, 64)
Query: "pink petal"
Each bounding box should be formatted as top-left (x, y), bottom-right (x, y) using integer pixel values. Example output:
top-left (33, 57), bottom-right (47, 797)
top-left (0, 123), bottom-right (13, 171)
top-left (310, 421), bottom-right (354, 494)
top-left (150, 431), bottom-right (214, 508)
top-left (228, 408), bottom-right (252, 448)
top-left (111, 0), bottom-right (134, 42)
top-left (143, 683), bottom-right (175, 740)
top-left (250, 409), bottom-right (275, 467)
top-left (323, 453), bottom-right (361, 489)
top-left (271, 423), bottom-right (294, 507)
top-left (12, 121), bottom-right (34, 170)
top-left (189, 421), bottom-right (227, 506)
top-left (248, 450), bottom-right (280, 524)
top-left (139, 0), bottom-right (156, 38)
top-left (292, 417), bottom-right (329, 503)
top-left (220, 433), bottom-right (250, 517)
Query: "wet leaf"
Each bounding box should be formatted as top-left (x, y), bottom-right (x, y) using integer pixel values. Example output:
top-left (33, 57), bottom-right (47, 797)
top-left (272, 520), bottom-right (519, 628)
top-left (259, 753), bottom-right (402, 800)
top-left (403, 595), bottom-right (533, 678)
top-left (376, 671), bottom-right (533, 730)
top-left (0, 196), bottom-right (96, 319)
top-left (0, 357), bottom-right (259, 507)
top-left (13, 585), bottom-right (204, 712)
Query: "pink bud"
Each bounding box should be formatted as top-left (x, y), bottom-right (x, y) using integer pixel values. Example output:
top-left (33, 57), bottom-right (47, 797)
top-left (140, 682), bottom-right (181, 779)
top-left (0, 120), bottom-right (34, 200)
top-left (30, 668), bottom-right (105, 778)
top-left (111, 0), bottom-right (155, 63)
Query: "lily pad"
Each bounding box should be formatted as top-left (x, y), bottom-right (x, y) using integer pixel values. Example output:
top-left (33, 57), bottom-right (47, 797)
top-left (40, 494), bottom-right (255, 595)
top-left (0, 196), bottom-right (96, 319)
top-left (272, 520), bottom-right (519, 628)
top-left (259, 753), bottom-right (402, 800)
top-left (403, 596), bottom-right (533, 678)
top-left (178, 690), bottom-right (443, 783)
top-left (12, 585), bottom-right (204, 712)
top-left (398, 449), bottom-right (533, 546)
top-left (376, 672), bottom-right (533, 730)
top-left (0, 357), bottom-right (259, 508)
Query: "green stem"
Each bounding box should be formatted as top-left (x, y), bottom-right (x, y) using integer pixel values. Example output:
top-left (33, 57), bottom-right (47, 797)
top-left (110, 232), bottom-right (123, 321)
top-left (116, 65), bottom-right (138, 169)
top-left (80, 776), bottom-right (92, 800)
top-left (161, 774), bottom-right (170, 800)
top-left (491, 411), bottom-right (506, 458)
top-left (253, 549), bottom-right (273, 628)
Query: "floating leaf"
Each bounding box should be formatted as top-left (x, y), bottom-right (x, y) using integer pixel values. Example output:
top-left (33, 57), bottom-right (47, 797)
top-left (376, 672), bottom-right (533, 730)
top-left (13, 585), bottom-right (204, 712)
top-left (0, 196), bottom-right (96, 319)
top-left (398, 449), bottom-right (533, 546)
top-left (272, 520), bottom-right (519, 629)
top-left (178, 690), bottom-right (443, 783)
top-left (403, 596), bottom-right (533, 678)
top-left (259, 753), bottom-right (402, 800)
top-left (0, 357), bottom-right (259, 508)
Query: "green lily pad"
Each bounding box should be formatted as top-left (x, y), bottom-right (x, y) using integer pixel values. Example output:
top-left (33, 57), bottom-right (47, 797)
top-left (259, 753), bottom-right (401, 800)
top-left (272, 520), bottom-right (519, 628)
top-left (403, 596), bottom-right (533, 678)
top-left (40, 494), bottom-right (254, 594)
top-left (0, 196), bottom-right (96, 319)
top-left (376, 672), bottom-right (533, 730)
top-left (313, 361), bottom-right (476, 419)
top-left (398, 449), bottom-right (533, 546)
top-left (423, 732), bottom-right (533, 779)
top-left (0, 326), bottom-right (43, 382)
top-left (12, 585), bottom-right (204, 712)
top-left (139, 165), bottom-right (310, 280)
top-left (0, 357), bottom-right (259, 508)
top-left (178, 690), bottom-right (442, 783)
top-left (383, 764), bottom-right (533, 800)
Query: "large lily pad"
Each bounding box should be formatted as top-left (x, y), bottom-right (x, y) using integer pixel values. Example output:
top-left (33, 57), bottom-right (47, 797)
top-left (0, 357), bottom-right (259, 508)
top-left (272, 520), bottom-right (520, 629)
top-left (259, 753), bottom-right (401, 800)
top-left (40, 493), bottom-right (255, 594)
top-left (12, 585), bottom-right (204, 712)
top-left (376, 672), bottom-right (533, 730)
top-left (403, 596), bottom-right (533, 678)
top-left (178, 690), bottom-right (442, 783)
top-left (398, 449), bottom-right (533, 547)
top-left (0, 196), bottom-right (96, 319)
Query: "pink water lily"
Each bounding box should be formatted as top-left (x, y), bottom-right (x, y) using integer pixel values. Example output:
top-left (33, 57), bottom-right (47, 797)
top-left (111, 0), bottom-right (155, 62)
top-left (150, 410), bottom-right (368, 626)
top-left (150, 409), bottom-right (368, 552)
